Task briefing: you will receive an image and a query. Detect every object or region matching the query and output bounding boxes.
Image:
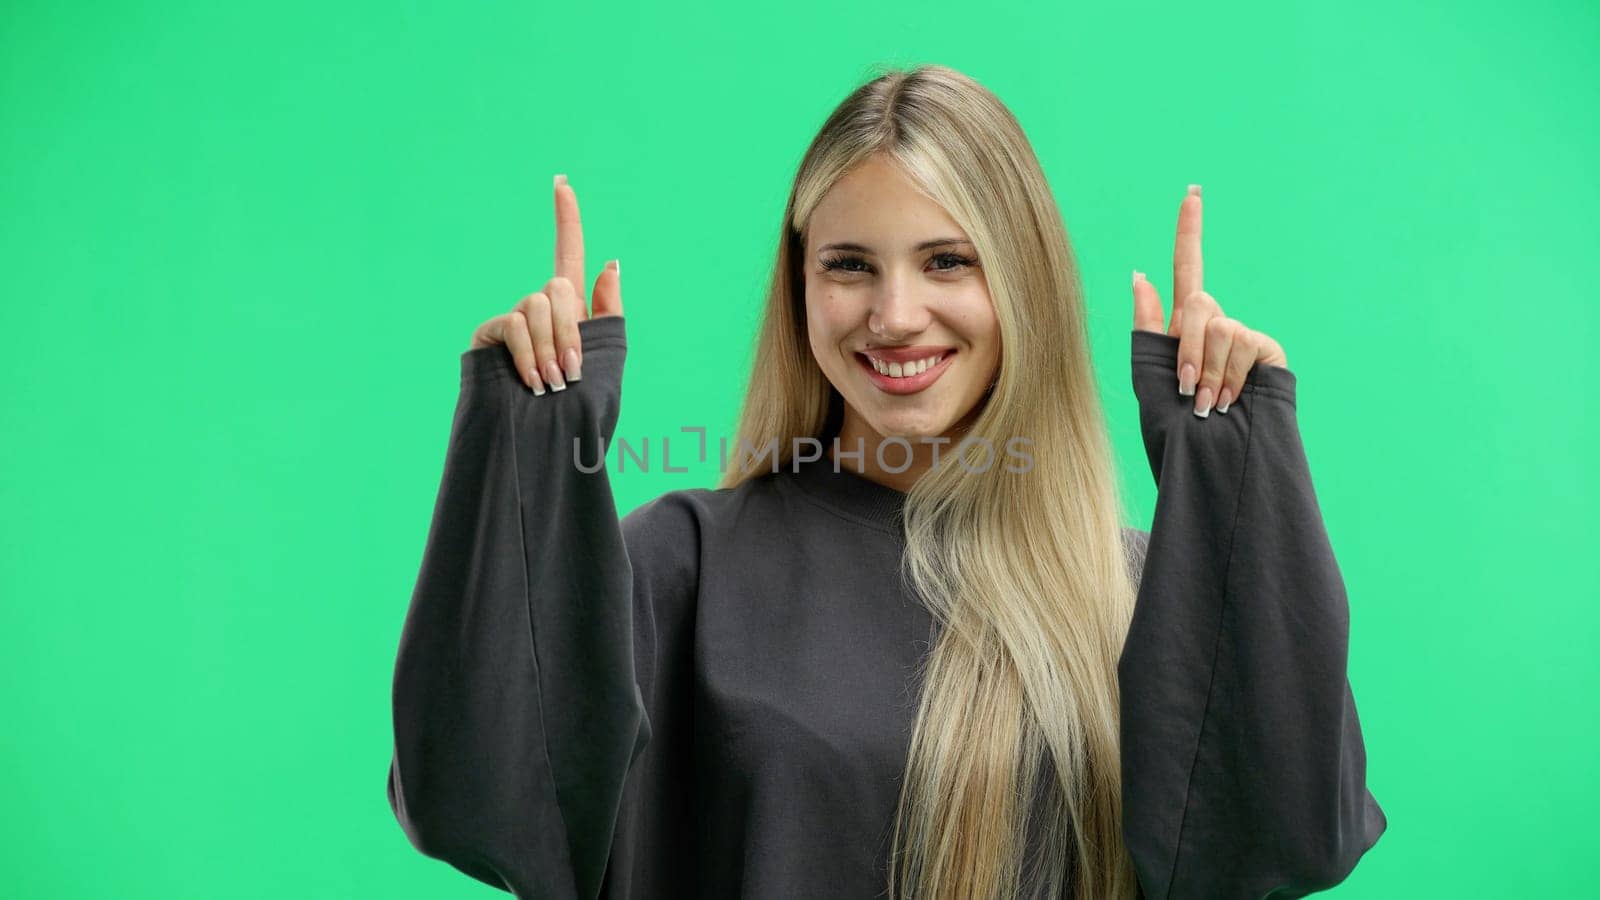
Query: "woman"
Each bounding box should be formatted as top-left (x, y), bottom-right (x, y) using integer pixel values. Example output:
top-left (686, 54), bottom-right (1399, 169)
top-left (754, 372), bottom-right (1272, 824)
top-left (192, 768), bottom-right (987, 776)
top-left (387, 64), bottom-right (1386, 899)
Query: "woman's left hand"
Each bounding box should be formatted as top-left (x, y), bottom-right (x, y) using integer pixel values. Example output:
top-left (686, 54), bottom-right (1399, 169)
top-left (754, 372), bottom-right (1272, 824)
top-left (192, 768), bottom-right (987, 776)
top-left (1132, 185), bottom-right (1289, 417)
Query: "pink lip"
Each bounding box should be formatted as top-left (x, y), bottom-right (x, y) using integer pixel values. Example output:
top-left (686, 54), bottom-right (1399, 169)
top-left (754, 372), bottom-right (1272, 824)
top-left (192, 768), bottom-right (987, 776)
top-left (855, 350), bottom-right (956, 396)
top-left (860, 344), bottom-right (956, 364)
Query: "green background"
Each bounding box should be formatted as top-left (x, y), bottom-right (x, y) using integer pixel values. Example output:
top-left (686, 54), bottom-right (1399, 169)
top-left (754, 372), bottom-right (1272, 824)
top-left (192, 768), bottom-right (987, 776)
top-left (2, 0), bottom-right (1593, 896)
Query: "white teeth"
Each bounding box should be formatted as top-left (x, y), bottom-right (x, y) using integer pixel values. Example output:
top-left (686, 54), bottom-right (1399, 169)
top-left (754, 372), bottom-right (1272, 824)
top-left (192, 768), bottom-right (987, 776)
top-left (869, 353), bottom-right (945, 378)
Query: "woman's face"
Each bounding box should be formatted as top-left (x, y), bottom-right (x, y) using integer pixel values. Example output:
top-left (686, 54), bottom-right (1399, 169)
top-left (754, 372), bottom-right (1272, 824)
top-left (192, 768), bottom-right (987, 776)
top-left (803, 155), bottom-right (1001, 446)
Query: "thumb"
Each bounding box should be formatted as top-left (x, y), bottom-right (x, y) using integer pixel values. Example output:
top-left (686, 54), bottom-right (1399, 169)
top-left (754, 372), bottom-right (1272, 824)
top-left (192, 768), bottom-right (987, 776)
top-left (591, 258), bottom-right (622, 318)
top-left (1131, 270), bottom-right (1165, 334)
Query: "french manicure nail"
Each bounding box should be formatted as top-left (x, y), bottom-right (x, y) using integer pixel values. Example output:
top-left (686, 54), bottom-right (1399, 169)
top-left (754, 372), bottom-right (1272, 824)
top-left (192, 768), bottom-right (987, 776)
top-left (563, 347), bottom-right (582, 382)
top-left (544, 360), bottom-right (566, 391)
top-left (1188, 183), bottom-right (1202, 197)
top-left (1178, 363), bottom-right (1197, 396)
top-left (530, 367), bottom-right (546, 396)
top-left (1216, 388), bottom-right (1232, 414)
top-left (555, 173), bottom-right (567, 188)
top-left (1194, 385), bottom-right (1214, 418)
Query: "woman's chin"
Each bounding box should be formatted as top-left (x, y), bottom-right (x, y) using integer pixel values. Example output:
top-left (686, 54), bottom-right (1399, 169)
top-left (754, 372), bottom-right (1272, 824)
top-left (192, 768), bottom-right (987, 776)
top-left (862, 412), bottom-right (958, 443)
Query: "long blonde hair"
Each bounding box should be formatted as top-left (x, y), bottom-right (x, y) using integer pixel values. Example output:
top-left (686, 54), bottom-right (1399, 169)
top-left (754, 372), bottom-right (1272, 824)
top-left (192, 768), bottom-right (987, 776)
top-left (717, 63), bottom-right (1142, 900)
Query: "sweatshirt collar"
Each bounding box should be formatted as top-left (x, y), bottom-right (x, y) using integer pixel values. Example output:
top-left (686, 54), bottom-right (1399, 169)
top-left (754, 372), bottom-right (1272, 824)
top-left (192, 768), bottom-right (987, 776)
top-left (784, 451), bottom-right (908, 534)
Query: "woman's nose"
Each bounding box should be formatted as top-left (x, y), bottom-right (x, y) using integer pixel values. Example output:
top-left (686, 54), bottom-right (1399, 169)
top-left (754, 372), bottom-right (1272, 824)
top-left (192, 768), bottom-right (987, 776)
top-left (868, 283), bottom-right (932, 340)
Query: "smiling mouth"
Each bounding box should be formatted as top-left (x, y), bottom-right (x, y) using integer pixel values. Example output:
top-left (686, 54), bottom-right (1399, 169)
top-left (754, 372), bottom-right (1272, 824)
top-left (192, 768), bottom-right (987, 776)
top-left (854, 350), bottom-right (956, 395)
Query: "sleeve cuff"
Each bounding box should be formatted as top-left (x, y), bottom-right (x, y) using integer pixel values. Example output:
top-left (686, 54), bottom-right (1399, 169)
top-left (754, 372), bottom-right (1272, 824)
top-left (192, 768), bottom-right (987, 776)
top-left (460, 314), bottom-right (629, 384)
top-left (1130, 327), bottom-right (1297, 407)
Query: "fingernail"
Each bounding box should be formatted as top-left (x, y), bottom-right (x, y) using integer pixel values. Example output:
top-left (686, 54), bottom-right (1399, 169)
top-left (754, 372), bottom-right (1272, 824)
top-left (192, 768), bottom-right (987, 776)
top-left (1194, 385), bottom-right (1214, 418)
top-left (1216, 387), bottom-right (1232, 414)
top-left (530, 367), bottom-right (547, 396)
top-left (1178, 363), bottom-right (1197, 396)
top-left (1132, 269), bottom-right (1145, 286)
top-left (563, 347), bottom-right (582, 382)
top-left (554, 173), bottom-right (567, 188)
top-left (1187, 183), bottom-right (1202, 197)
top-left (607, 258), bottom-right (619, 275)
top-left (544, 359), bottom-right (566, 391)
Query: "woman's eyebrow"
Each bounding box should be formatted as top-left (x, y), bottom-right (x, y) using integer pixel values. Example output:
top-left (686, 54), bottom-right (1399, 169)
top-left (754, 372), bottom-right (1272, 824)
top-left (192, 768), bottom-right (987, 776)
top-left (816, 237), bottom-right (973, 254)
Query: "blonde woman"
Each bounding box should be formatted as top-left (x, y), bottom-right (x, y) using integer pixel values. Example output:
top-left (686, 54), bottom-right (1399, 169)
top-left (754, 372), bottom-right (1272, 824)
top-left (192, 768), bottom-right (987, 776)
top-left (387, 64), bottom-right (1387, 900)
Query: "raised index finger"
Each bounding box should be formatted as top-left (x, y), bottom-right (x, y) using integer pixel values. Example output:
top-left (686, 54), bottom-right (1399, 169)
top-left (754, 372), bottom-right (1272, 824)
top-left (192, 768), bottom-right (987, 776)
top-left (1171, 184), bottom-right (1203, 336)
top-left (553, 173), bottom-right (585, 301)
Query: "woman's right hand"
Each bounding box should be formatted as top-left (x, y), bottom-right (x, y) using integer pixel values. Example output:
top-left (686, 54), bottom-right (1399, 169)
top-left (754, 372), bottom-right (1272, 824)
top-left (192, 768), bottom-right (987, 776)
top-left (467, 173), bottom-right (622, 395)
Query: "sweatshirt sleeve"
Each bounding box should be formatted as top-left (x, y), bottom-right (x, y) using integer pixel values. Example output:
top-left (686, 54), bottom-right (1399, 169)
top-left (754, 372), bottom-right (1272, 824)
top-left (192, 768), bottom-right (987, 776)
top-left (386, 314), bottom-right (650, 899)
top-left (1117, 328), bottom-right (1387, 900)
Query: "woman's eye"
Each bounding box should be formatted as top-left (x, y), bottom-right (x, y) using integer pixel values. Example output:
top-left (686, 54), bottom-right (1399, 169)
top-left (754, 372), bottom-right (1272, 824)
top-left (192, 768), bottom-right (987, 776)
top-left (820, 253), bottom-right (979, 275)
top-left (821, 255), bottom-right (871, 274)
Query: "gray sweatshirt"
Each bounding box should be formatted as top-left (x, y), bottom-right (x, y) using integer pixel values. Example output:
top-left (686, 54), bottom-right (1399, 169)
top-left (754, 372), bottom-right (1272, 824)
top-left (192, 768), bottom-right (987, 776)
top-left (386, 314), bottom-right (1387, 899)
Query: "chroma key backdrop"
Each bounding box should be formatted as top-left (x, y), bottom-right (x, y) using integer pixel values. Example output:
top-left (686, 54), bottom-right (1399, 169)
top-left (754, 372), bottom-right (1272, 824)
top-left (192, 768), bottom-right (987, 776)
top-left (1, 1), bottom-right (1594, 897)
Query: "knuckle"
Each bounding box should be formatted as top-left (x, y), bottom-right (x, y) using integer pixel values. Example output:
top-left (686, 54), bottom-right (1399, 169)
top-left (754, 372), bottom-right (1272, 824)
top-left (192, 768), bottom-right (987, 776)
top-left (504, 310), bottom-right (526, 333)
top-left (544, 275), bottom-right (573, 296)
top-left (517, 291), bottom-right (549, 314)
top-left (552, 291), bottom-right (581, 322)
